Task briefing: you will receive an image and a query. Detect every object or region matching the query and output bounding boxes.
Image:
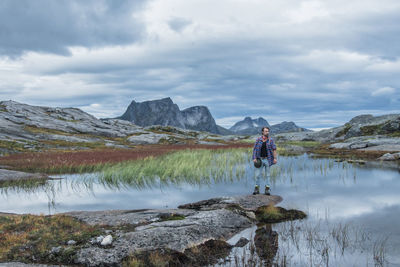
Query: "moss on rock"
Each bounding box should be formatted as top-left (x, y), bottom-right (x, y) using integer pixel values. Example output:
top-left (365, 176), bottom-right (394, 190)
top-left (255, 205), bottom-right (307, 223)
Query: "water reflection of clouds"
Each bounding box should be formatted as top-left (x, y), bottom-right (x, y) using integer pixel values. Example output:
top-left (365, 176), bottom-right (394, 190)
top-left (277, 160), bottom-right (400, 221)
top-left (273, 157), bottom-right (400, 264)
top-left (1, 155), bottom-right (399, 222)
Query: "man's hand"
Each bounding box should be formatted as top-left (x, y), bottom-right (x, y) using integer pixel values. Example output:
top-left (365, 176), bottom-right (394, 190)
top-left (273, 158), bottom-right (277, 164)
top-left (253, 159), bottom-right (257, 163)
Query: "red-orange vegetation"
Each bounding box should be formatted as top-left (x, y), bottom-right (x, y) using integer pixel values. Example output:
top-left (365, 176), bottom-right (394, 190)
top-left (0, 143), bottom-right (252, 173)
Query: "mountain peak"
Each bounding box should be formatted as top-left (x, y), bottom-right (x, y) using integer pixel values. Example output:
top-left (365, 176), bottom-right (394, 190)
top-left (158, 97), bottom-right (173, 103)
top-left (117, 97), bottom-right (220, 134)
top-left (229, 116), bottom-right (269, 133)
top-left (244, 116), bottom-right (252, 121)
top-left (230, 117), bottom-right (308, 134)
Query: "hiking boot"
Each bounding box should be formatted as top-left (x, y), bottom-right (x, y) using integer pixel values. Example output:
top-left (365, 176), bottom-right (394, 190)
top-left (253, 185), bottom-right (260, 195)
top-left (264, 185), bottom-right (271, 195)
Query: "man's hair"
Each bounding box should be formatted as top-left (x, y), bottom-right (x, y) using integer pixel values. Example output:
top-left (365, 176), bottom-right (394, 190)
top-left (261, 126), bottom-right (270, 133)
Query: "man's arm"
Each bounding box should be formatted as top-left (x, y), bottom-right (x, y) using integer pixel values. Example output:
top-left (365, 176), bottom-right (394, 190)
top-left (272, 139), bottom-right (277, 164)
top-left (252, 138), bottom-right (258, 161)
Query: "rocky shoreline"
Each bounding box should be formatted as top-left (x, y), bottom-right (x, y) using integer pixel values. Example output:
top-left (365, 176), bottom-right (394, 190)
top-left (0, 168), bottom-right (50, 184)
top-left (66, 195), bottom-right (283, 266)
top-left (0, 194), bottom-right (301, 267)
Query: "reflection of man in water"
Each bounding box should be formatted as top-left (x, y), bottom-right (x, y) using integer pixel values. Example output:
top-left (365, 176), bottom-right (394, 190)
top-left (252, 127), bottom-right (277, 195)
top-left (254, 224), bottom-right (278, 265)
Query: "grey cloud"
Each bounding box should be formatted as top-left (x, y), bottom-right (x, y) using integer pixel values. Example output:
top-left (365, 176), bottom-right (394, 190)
top-left (2, 1), bottom-right (400, 128)
top-left (0, 0), bottom-right (149, 57)
top-left (22, 36), bottom-right (400, 128)
top-left (167, 17), bottom-right (192, 33)
top-left (343, 9), bottom-right (400, 57)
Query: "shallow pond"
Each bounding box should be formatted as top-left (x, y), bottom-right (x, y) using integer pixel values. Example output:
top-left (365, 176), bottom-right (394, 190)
top-left (1, 154), bottom-right (399, 266)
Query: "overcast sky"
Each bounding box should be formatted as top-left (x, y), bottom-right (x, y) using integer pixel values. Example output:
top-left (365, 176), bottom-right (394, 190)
top-left (1, 0), bottom-right (400, 130)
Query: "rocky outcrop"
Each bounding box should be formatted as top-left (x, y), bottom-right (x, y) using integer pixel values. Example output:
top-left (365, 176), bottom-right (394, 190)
top-left (63, 194), bottom-right (282, 266)
top-left (0, 168), bottom-right (49, 183)
top-left (378, 152), bottom-right (400, 161)
top-left (0, 100), bottom-right (248, 154)
top-left (273, 114), bottom-right (400, 156)
top-left (275, 114), bottom-right (400, 143)
top-left (117, 97), bottom-right (226, 135)
top-left (0, 100), bottom-right (145, 141)
top-left (328, 136), bottom-right (400, 151)
top-left (178, 195), bottom-right (282, 211)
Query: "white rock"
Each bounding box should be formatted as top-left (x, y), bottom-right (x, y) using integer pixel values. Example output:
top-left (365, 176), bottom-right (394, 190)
top-left (67, 240), bottom-right (77, 245)
top-left (96, 235), bottom-right (104, 243)
top-left (101, 235), bottom-right (113, 246)
top-left (379, 152), bottom-right (400, 161)
top-left (127, 132), bottom-right (170, 144)
top-left (329, 143), bottom-right (351, 149)
top-left (245, 211), bottom-right (256, 220)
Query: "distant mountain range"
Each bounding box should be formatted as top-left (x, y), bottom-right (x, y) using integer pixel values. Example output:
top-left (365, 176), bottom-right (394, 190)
top-left (117, 97), bottom-right (224, 134)
top-left (0, 99), bottom-right (397, 155)
top-left (228, 116), bottom-right (310, 135)
top-left (117, 97), bottom-right (310, 135)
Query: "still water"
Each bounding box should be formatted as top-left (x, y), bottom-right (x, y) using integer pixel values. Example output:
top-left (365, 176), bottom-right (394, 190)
top-left (1, 154), bottom-right (399, 266)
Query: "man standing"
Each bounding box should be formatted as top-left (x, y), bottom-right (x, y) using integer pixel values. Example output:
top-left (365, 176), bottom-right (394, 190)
top-left (252, 126), bottom-right (277, 195)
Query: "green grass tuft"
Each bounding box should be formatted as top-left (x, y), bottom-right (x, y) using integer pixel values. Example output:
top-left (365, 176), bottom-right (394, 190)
top-left (255, 205), bottom-right (307, 223)
top-left (100, 148), bottom-right (251, 188)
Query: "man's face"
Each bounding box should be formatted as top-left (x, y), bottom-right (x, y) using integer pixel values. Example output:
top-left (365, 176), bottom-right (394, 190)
top-left (262, 128), bottom-right (269, 136)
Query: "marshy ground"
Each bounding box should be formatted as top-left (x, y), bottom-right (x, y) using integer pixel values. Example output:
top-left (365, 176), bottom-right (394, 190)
top-left (0, 141), bottom-right (399, 266)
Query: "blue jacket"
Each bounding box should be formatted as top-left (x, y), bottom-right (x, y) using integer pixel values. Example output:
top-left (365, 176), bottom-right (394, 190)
top-left (252, 136), bottom-right (276, 166)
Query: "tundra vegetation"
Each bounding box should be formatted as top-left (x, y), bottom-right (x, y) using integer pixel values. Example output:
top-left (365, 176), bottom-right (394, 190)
top-left (0, 214), bottom-right (104, 264)
top-left (0, 132), bottom-right (397, 266)
top-left (0, 143), bottom-right (252, 174)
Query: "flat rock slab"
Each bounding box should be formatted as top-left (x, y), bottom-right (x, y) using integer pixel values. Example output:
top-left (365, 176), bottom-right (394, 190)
top-left (74, 209), bottom-right (253, 266)
top-left (64, 194), bottom-right (282, 266)
top-left (360, 144), bottom-right (400, 152)
top-left (0, 168), bottom-right (49, 183)
top-left (64, 208), bottom-right (198, 227)
top-left (178, 194), bottom-right (283, 211)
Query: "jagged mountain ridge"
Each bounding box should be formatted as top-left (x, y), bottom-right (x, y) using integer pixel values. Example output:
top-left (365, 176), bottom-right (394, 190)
top-left (229, 117), bottom-right (269, 134)
top-left (270, 121), bottom-right (311, 134)
top-left (117, 97), bottom-right (228, 134)
top-left (117, 98), bottom-right (313, 135)
top-left (229, 116), bottom-right (309, 135)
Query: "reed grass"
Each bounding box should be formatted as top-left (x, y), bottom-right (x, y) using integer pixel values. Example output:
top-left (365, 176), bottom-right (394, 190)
top-left (0, 144), bottom-right (252, 174)
top-left (99, 148), bottom-right (251, 188)
top-left (274, 218), bottom-right (389, 266)
top-left (0, 179), bottom-right (49, 195)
